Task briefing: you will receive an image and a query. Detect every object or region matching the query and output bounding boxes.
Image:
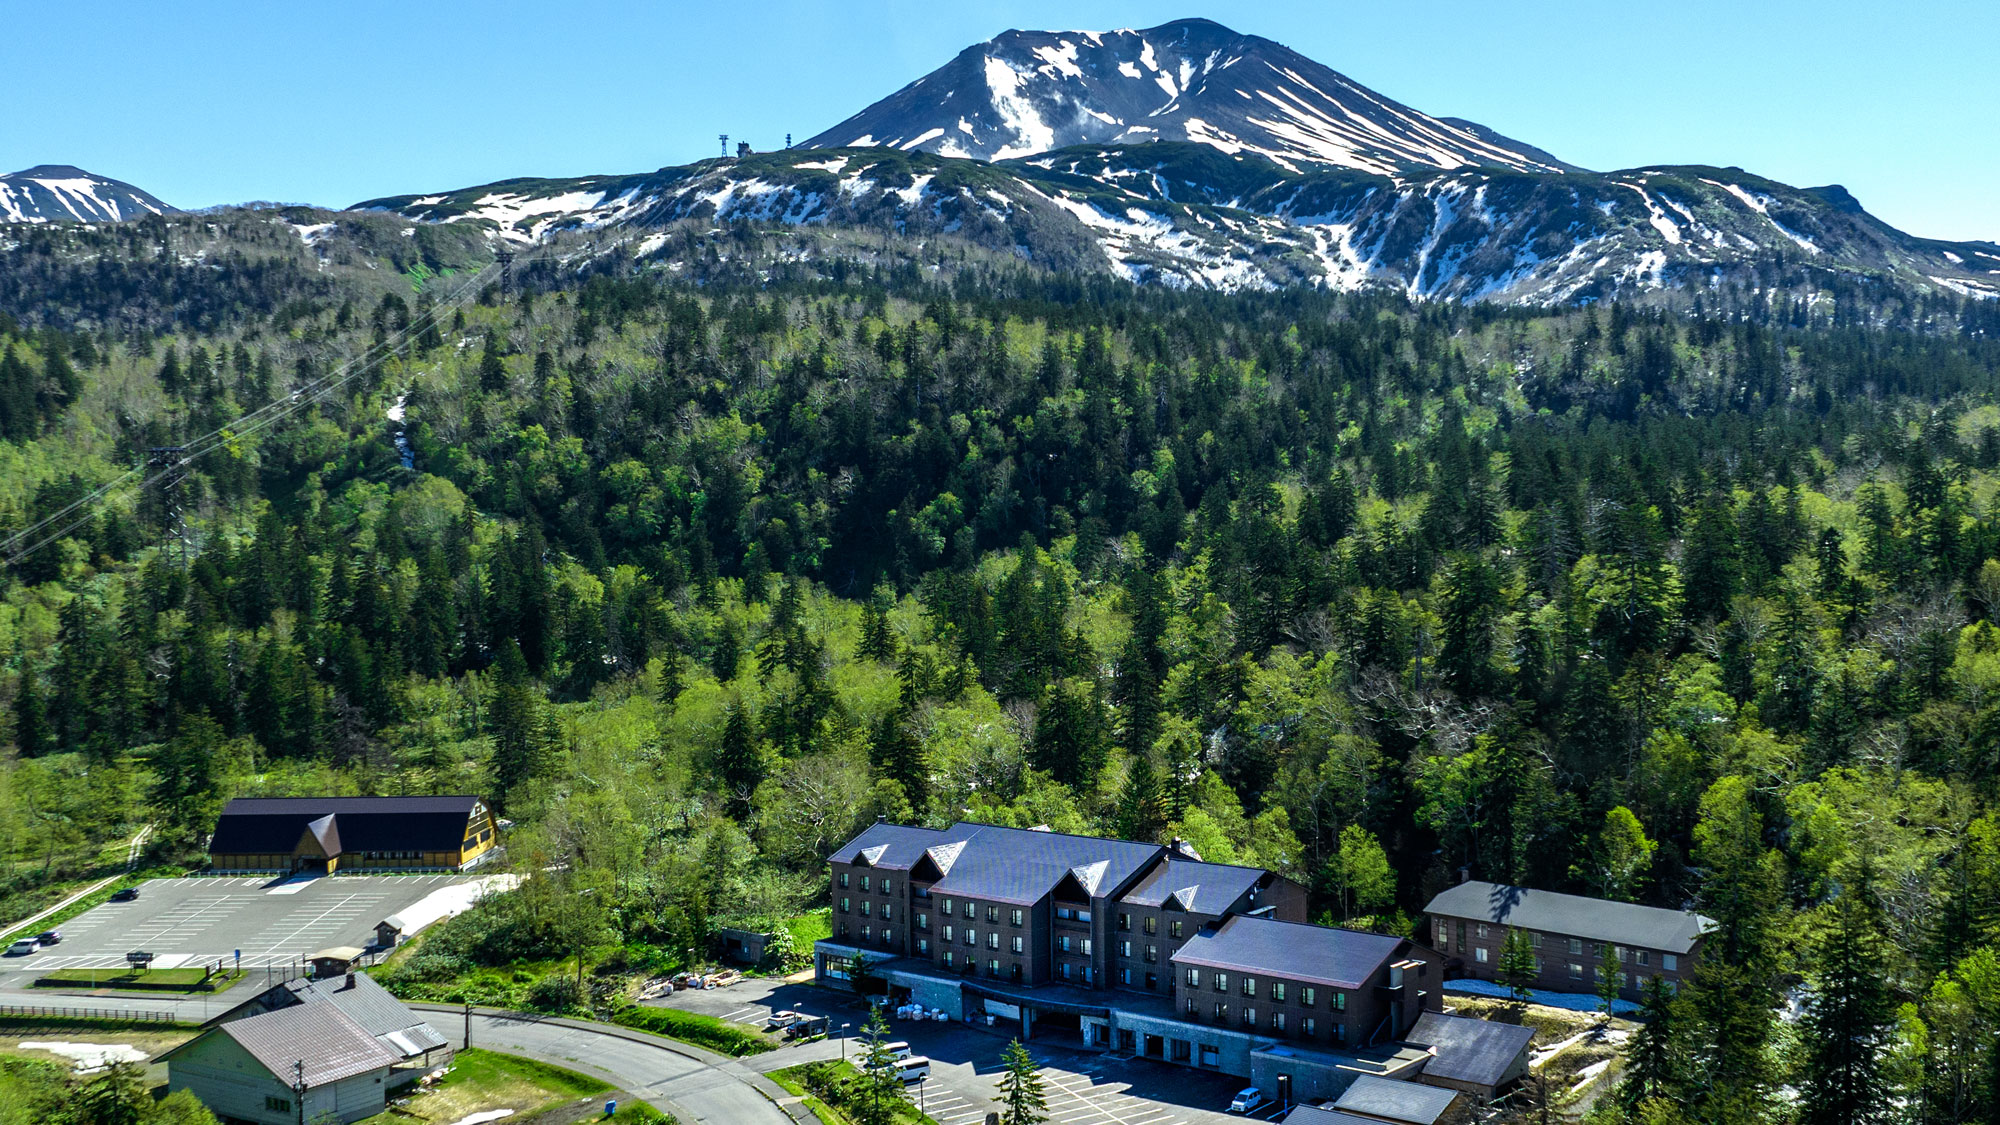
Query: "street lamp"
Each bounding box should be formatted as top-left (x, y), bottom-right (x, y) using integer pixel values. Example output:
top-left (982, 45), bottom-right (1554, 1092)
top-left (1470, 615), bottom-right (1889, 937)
top-left (840, 1022), bottom-right (852, 1063)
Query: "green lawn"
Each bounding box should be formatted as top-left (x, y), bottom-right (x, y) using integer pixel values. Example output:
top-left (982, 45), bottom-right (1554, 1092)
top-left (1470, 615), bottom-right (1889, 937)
top-left (354, 1047), bottom-right (614, 1124)
top-left (770, 1061), bottom-right (939, 1125)
top-left (33, 967), bottom-right (245, 993)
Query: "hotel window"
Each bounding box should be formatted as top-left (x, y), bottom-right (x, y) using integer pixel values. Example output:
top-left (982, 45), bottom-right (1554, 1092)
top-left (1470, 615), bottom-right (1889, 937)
top-left (1185, 999), bottom-right (1198, 1017)
top-left (882, 928), bottom-right (894, 945)
top-left (1475, 947), bottom-right (1488, 963)
top-left (839, 872), bottom-right (849, 888)
top-left (1121, 940), bottom-right (1132, 958)
top-left (1303, 1017), bottom-right (1316, 1037)
top-left (1529, 932), bottom-right (1543, 948)
top-left (1456, 922), bottom-right (1466, 949)
top-left (1012, 936), bottom-right (1024, 954)
top-left (1242, 976), bottom-right (1256, 997)
top-left (942, 897), bottom-right (954, 914)
top-left (882, 904), bottom-right (893, 921)
top-left (1119, 913), bottom-right (1131, 931)
top-left (1272, 1011), bottom-right (1286, 1032)
top-left (1186, 968), bottom-right (1202, 988)
top-left (1169, 920), bottom-right (1183, 939)
top-left (1214, 1001), bottom-right (1227, 1020)
top-left (882, 878), bottom-right (894, 895)
top-left (1011, 909), bottom-right (1024, 927)
top-left (1635, 950), bottom-right (1650, 967)
top-left (1145, 916), bottom-right (1158, 935)
top-left (1059, 936), bottom-right (1072, 953)
top-left (964, 929), bottom-right (976, 946)
top-left (1145, 944), bottom-right (1158, 963)
top-left (861, 925), bottom-right (871, 942)
top-left (1664, 954), bottom-right (1678, 971)
top-left (1333, 992), bottom-right (1346, 1012)
top-left (988, 932), bottom-right (1000, 950)
top-left (987, 905), bottom-right (999, 923)
top-left (1568, 937), bottom-right (1584, 956)
top-left (1243, 1007), bottom-right (1257, 1027)
top-left (1476, 923), bottom-right (1489, 939)
top-left (840, 897), bottom-right (850, 912)
top-left (1302, 987), bottom-right (1316, 1007)
top-left (1061, 964), bottom-right (1073, 981)
top-left (861, 874), bottom-right (871, 892)
top-left (1172, 1040), bottom-right (1192, 1063)
top-left (1436, 921), bottom-right (1449, 947)
top-left (1121, 968), bottom-right (1133, 985)
top-left (989, 959), bottom-right (1001, 977)
top-left (943, 924), bottom-right (954, 943)
top-left (917, 913), bottom-right (929, 931)
top-left (1272, 981), bottom-right (1286, 1002)
top-left (1145, 972), bottom-right (1157, 991)
top-left (1082, 939), bottom-right (1092, 956)
top-left (945, 951), bottom-right (955, 967)
top-left (1082, 966), bottom-right (1093, 984)
top-left (860, 901), bottom-right (871, 917)
top-left (1569, 962), bottom-right (1585, 979)
top-left (1215, 973), bottom-right (1228, 992)
top-left (1616, 946), bottom-right (1629, 963)
top-left (964, 900), bottom-right (977, 918)
top-left (917, 938), bottom-right (929, 955)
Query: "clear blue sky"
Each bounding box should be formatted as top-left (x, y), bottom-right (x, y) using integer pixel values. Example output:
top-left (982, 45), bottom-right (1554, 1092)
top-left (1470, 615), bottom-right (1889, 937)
top-left (7, 0), bottom-right (1995, 241)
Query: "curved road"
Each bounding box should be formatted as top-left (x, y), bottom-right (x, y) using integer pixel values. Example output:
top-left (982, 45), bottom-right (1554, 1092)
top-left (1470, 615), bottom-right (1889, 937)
top-left (0, 987), bottom-right (798, 1125)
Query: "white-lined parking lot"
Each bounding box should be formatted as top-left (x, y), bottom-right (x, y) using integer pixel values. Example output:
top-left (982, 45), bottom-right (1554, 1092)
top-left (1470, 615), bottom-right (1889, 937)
top-left (2, 874), bottom-right (469, 975)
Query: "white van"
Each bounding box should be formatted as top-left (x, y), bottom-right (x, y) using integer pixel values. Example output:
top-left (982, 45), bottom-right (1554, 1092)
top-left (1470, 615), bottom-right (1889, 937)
top-left (894, 1056), bottom-right (931, 1083)
top-left (881, 1041), bottom-right (912, 1061)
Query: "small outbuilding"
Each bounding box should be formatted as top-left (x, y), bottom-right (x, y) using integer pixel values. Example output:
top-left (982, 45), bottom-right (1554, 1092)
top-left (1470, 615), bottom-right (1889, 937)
top-left (309, 947), bottom-right (367, 977)
top-left (1407, 1012), bottom-right (1535, 1102)
top-left (162, 1002), bottom-right (400, 1124)
top-left (1332, 1075), bottom-right (1462, 1125)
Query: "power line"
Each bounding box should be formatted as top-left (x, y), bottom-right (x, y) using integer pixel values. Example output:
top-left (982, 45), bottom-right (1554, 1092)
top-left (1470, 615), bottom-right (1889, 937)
top-left (2, 248), bottom-right (521, 568)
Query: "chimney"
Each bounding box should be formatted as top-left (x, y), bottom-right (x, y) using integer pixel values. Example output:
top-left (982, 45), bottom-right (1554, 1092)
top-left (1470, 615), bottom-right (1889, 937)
top-left (1457, 865), bottom-right (1470, 884)
top-left (344, 971), bottom-right (356, 990)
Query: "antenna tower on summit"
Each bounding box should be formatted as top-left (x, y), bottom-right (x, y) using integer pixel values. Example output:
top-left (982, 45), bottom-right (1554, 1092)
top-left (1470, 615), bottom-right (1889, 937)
top-left (719, 134), bottom-right (730, 158)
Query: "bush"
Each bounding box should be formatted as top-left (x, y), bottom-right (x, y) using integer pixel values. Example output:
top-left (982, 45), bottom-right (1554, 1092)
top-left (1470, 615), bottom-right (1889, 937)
top-left (613, 1006), bottom-right (772, 1057)
top-left (527, 973), bottom-right (583, 1013)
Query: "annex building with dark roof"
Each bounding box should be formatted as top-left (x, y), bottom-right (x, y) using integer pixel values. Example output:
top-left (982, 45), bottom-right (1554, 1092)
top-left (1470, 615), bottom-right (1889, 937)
top-left (1423, 880), bottom-right (1716, 1001)
top-left (207, 795), bottom-right (498, 873)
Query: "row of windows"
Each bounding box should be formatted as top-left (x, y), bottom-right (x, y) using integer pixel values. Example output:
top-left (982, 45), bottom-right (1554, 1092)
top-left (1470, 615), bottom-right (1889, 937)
top-left (1057, 962), bottom-right (1095, 984)
top-left (1180, 997), bottom-right (1340, 1039)
top-left (1117, 940), bottom-right (1161, 962)
top-left (1116, 913), bottom-right (1187, 938)
top-left (1442, 921), bottom-right (1678, 972)
top-left (1182, 969), bottom-right (1345, 1009)
top-left (837, 871), bottom-right (898, 895)
top-left (834, 922), bottom-right (897, 946)
top-left (837, 898), bottom-right (898, 921)
top-left (1054, 906), bottom-right (1092, 923)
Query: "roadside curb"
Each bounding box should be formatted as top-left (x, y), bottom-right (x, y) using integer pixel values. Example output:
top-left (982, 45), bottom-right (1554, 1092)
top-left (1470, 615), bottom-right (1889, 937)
top-left (407, 1003), bottom-right (814, 1123)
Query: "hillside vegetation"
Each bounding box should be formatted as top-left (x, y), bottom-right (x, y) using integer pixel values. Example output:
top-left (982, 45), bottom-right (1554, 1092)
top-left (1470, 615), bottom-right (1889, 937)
top-left (1, 213), bottom-right (1998, 1122)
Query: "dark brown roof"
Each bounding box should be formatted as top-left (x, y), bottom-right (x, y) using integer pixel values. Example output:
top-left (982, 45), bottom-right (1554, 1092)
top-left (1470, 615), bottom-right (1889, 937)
top-left (1172, 915), bottom-right (1406, 990)
top-left (209, 796), bottom-right (482, 856)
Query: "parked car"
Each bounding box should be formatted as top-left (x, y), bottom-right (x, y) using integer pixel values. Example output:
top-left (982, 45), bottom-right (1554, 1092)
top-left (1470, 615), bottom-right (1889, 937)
top-left (5, 939), bottom-right (37, 956)
top-left (1229, 1087), bottom-right (1265, 1114)
top-left (784, 1015), bottom-right (829, 1040)
top-left (109, 887), bottom-right (140, 902)
top-left (34, 930), bottom-right (60, 945)
top-left (765, 1009), bottom-right (799, 1030)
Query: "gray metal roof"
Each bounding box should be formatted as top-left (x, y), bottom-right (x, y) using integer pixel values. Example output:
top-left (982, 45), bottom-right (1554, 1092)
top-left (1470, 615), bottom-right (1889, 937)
top-left (285, 973), bottom-right (449, 1056)
top-left (1282, 1108), bottom-right (1383, 1125)
top-left (1407, 1013), bottom-right (1534, 1089)
top-left (1119, 855), bottom-right (1266, 915)
top-left (1171, 915), bottom-right (1405, 990)
top-left (1333, 1076), bottom-right (1460, 1125)
top-left (921, 823), bottom-right (1164, 907)
top-left (827, 821), bottom-right (963, 870)
top-left (1423, 881), bottom-right (1715, 955)
top-left (211, 1002), bottom-right (399, 1087)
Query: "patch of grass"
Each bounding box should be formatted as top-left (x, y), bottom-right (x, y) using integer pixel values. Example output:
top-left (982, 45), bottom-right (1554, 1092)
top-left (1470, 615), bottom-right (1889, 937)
top-left (785, 909), bottom-right (831, 949)
top-left (33, 967), bottom-right (245, 993)
top-left (354, 1047), bottom-right (610, 1124)
top-left (772, 1061), bottom-right (937, 1125)
top-left (612, 1005), bottom-right (773, 1057)
top-left (0, 1015), bottom-right (195, 1033)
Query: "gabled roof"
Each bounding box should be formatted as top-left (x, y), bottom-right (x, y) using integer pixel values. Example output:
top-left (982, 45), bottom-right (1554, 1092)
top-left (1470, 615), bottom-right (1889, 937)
top-left (826, 821), bottom-right (971, 871)
top-left (210, 972), bottom-right (448, 1059)
top-left (1333, 1075), bottom-right (1460, 1125)
top-left (1171, 915), bottom-right (1405, 990)
top-left (1407, 1012), bottom-right (1534, 1089)
top-left (1281, 1108), bottom-right (1383, 1125)
top-left (1120, 855), bottom-right (1267, 915)
top-left (176, 1002), bottom-right (398, 1088)
top-left (209, 796), bottom-right (483, 856)
top-left (923, 823), bottom-right (1163, 907)
top-left (1423, 881), bottom-right (1716, 955)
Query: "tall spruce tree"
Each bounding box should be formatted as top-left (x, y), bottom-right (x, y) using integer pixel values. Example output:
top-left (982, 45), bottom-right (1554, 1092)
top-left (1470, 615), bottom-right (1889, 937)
top-left (1797, 875), bottom-right (1898, 1125)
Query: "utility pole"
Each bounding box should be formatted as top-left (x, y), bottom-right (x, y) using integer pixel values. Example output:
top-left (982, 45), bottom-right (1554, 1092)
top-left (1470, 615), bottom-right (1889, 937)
top-left (147, 446), bottom-right (189, 564)
top-left (464, 1000), bottom-right (472, 1050)
top-left (293, 1059), bottom-right (306, 1125)
top-left (494, 246), bottom-right (516, 299)
top-left (719, 134), bottom-right (729, 158)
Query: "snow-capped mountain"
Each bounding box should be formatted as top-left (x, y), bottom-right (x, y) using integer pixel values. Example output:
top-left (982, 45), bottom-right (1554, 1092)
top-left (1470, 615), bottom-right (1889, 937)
top-left (0, 165), bottom-right (177, 224)
top-left (800, 18), bottom-right (1574, 176)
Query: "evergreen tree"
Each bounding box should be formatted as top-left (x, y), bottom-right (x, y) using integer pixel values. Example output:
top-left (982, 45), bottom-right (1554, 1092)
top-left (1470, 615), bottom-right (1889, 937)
top-left (854, 1005), bottom-right (905, 1125)
top-left (1597, 944), bottom-right (1625, 1012)
top-left (488, 640), bottom-right (550, 804)
top-left (1797, 876), bottom-right (1898, 1125)
top-left (995, 1038), bottom-right (1049, 1125)
top-left (1621, 975), bottom-right (1683, 1109)
top-left (1498, 927), bottom-right (1538, 1005)
top-left (858, 583), bottom-right (898, 662)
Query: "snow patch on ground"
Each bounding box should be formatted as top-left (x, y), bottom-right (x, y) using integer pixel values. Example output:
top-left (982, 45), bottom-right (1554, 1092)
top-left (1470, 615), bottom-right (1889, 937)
top-left (20, 1042), bottom-right (148, 1073)
top-left (792, 157), bottom-right (850, 174)
top-left (391, 874), bottom-right (522, 940)
top-left (446, 1111), bottom-right (515, 1125)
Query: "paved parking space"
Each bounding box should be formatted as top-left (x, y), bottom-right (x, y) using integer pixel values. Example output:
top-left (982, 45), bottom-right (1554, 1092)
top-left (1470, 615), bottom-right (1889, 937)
top-left (678, 979), bottom-right (1254, 1125)
top-left (0, 874), bottom-right (469, 980)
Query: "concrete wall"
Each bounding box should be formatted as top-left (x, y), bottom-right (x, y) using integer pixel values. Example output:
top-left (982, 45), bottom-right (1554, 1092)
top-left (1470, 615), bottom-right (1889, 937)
top-left (1109, 1007), bottom-right (1264, 1078)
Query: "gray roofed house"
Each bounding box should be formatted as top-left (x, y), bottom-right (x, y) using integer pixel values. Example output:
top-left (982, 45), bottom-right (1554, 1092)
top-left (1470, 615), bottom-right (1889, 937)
top-left (1119, 854), bottom-right (1268, 915)
top-left (1407, 1012), bottom-right (1534, 1100)
top-left (212, 971), bottom-right (449, 1061)
top-left (1173, 914), bottom-right (1406, 990)
top-left (164, 1001), bottom-right (402, 1124)
top-left (1423, 881), bottom-right (1713, 955)
top-left (1333, 1075), bottom-right (1461, 1125)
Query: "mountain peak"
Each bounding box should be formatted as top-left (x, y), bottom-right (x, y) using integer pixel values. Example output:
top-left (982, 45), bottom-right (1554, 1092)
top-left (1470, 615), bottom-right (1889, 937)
top-left (801, 20), bottom-right (1571, 176)
top-left (0, 165), bottom-right (177, 224)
